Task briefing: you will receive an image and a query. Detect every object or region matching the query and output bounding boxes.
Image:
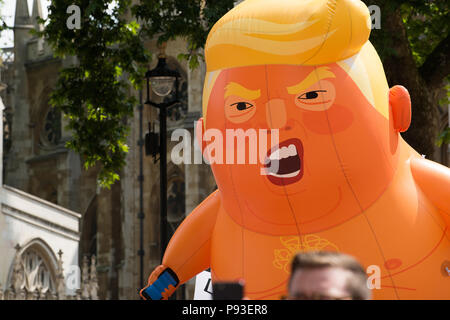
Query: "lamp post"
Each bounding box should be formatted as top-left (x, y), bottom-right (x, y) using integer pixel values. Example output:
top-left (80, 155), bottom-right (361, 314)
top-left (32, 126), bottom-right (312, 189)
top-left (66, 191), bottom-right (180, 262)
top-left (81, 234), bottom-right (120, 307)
top-left (144, 44), bottom-right (180, 265)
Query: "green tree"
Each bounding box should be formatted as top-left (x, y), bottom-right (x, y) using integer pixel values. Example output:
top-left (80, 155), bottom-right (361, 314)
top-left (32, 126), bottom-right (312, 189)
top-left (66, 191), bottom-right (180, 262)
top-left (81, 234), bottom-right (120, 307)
top-left (37, 0), bottom-right (149, 187)
top-left (365, 0), bottom-right (449, 157)
top-left (38, 0), bottom-right (234, 188)
top-left (133, 0), bottom-right (235, 69)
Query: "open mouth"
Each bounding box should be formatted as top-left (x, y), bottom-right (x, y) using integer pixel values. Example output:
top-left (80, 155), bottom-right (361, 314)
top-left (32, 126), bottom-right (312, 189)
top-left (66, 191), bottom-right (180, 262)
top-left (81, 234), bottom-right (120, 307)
top-left (264, 138), bottom-right (304, 186)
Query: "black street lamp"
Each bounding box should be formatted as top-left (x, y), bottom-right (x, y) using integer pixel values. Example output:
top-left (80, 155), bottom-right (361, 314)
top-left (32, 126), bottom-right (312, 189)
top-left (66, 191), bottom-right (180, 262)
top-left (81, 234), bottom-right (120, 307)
top-left (144, 44), bottom-right (180, 266)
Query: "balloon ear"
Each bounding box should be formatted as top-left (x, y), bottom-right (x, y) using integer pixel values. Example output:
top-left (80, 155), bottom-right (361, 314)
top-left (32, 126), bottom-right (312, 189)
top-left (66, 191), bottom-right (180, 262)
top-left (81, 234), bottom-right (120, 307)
top-left (195, 117), bottom-right (209, 162)
top-left (389, 85), bottom-right (411, 132)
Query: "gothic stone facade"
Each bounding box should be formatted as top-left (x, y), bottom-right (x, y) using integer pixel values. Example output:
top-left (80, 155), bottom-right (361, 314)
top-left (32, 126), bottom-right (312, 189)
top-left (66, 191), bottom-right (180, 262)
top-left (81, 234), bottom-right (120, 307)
top-left (2, 0), bottom-right (216, 299)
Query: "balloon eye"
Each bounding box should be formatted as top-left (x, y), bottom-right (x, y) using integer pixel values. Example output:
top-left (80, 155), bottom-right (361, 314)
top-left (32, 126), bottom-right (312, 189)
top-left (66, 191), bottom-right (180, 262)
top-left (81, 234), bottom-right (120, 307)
top-left (231, 102), bottom-right (253, 110)
top-left (299, 90), bottom-right (326, 100)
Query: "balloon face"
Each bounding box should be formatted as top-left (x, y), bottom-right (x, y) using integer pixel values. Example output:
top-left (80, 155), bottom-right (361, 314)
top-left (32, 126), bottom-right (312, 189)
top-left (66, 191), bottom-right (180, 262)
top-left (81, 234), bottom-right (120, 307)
top-left (205, 63), bottom-right (398, 235)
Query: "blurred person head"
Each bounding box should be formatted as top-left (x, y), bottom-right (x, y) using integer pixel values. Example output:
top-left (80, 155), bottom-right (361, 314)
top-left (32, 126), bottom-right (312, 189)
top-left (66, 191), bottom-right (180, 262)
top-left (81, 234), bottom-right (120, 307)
top-left (287, 251), bottom-right (371, 300)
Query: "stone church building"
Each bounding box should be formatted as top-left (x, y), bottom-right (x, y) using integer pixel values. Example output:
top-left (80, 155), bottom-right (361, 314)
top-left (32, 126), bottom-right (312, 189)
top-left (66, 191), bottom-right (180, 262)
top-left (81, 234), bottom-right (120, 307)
top-left (1, 0), bottom-right (216, 299)
top-left (1, 0), bottom-right (448, 300)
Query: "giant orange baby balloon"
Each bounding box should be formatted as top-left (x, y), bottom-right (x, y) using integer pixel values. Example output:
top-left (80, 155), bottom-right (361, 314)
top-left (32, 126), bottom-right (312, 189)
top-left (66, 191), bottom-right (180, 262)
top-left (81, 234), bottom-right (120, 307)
top-left (140, 0), bottom-right (450, 300)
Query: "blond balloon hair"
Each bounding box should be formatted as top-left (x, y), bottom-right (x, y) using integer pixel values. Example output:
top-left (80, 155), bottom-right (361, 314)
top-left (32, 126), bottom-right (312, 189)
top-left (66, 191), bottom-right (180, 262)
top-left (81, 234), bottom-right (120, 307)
top-left (202, 0), bottom-right (390, 122)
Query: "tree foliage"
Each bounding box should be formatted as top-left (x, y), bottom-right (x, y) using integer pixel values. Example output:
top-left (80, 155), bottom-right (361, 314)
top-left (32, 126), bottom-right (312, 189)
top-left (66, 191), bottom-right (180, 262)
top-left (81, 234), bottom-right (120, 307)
top-left (399, 0), bottom-right (450, 148)
top-left (365, 0), bottom-right (449, 156)
top-left (400, 0), bottom-right (448, 67)
top-left (132, 0), bottom-right (235, 68)
top-left (38, 0), bottom-right (235, 188)
top-left (37, 0), bottom-right (149, 187)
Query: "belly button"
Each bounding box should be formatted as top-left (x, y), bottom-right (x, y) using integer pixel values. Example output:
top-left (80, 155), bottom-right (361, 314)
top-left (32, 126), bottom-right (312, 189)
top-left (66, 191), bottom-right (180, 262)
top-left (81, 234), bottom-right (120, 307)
top-left (441, 260), bottom-right (450, 277)
top-left (385, 258), bottom-right (402, 270)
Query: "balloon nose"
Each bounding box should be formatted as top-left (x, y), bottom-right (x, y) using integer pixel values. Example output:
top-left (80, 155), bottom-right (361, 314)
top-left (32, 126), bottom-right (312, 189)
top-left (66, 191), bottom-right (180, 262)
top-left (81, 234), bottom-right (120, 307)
top-left (266, 99), bottom-right (287, 129)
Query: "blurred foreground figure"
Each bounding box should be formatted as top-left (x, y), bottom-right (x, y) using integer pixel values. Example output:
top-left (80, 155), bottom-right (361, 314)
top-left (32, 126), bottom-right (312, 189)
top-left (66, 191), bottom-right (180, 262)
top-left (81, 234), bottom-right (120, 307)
top-left (287, 251), bottom-right (371, 300)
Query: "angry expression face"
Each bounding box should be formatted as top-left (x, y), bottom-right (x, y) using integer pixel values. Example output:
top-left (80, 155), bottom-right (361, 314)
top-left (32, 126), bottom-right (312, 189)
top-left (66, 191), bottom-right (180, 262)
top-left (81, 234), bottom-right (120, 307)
top-left (204, 63), bottom-right (397, 235)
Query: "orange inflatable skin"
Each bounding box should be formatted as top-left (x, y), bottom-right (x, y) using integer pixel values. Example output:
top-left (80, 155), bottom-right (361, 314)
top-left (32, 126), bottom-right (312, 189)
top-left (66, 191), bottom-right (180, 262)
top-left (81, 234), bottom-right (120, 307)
top-left (142, 0), bottom-right (450, 300)
top-left (144, 64), bottom-right (450, 300)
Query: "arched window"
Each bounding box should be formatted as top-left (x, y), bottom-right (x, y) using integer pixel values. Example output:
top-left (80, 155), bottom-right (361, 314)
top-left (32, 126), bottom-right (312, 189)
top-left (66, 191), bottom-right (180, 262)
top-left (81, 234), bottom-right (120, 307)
top-left (21, 249), bottom-right (55, 293)
top-left (8, 240), bottom-right (58, 295)
top-left (40, 107), bottom-right (62, 148)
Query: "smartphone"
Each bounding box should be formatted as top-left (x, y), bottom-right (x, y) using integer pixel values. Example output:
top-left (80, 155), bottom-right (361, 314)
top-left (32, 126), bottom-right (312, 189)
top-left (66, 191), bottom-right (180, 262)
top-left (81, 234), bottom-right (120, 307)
top-left (212, 281), bottom-right (244, 300)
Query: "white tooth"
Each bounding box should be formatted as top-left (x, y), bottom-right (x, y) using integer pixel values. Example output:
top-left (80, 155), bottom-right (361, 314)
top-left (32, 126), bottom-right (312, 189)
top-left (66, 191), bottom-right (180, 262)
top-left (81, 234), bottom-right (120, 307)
top-left (281, 146), bottom-right (290, 159)
top-left (269, 170), bottom-right (300, 178)
top-left (269, 148), bottom-right (280, 160)
top-left (269, 145), bottom-right (297, 161)
top-left (288, 144), bottom-right (297, 157)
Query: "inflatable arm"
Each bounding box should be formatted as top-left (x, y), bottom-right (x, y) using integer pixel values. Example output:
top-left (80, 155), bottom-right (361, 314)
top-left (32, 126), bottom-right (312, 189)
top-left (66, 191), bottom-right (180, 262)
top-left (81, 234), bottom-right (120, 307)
top-left (140, 190), bottom-right (221, 300)
top-left (411, 158), bottom-right (450, 228)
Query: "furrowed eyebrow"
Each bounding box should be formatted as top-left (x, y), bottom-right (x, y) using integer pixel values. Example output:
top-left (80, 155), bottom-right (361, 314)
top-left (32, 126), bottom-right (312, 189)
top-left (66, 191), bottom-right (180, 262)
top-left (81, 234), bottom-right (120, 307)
top-left (287, 67), bottom-right (335, 94)
top-left (225, 82), bottom-right (261, 100)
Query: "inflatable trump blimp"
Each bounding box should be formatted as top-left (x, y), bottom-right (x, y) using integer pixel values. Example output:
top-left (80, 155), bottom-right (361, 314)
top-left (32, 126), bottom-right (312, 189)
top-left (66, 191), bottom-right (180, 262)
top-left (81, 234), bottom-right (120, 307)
top-left (140, 0), bottom-right (450, 299)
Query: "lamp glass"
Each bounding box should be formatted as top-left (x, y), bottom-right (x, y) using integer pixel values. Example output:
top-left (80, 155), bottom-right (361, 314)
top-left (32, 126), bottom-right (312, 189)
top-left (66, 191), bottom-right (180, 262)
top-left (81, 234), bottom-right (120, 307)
top-left (150, 76), bottom-right (176, 97)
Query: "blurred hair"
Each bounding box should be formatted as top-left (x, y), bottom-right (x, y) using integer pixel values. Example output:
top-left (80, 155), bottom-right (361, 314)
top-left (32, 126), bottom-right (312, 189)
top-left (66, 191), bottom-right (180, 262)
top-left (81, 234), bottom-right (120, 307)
top-left (289, 251), bottom-right (371, 300)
